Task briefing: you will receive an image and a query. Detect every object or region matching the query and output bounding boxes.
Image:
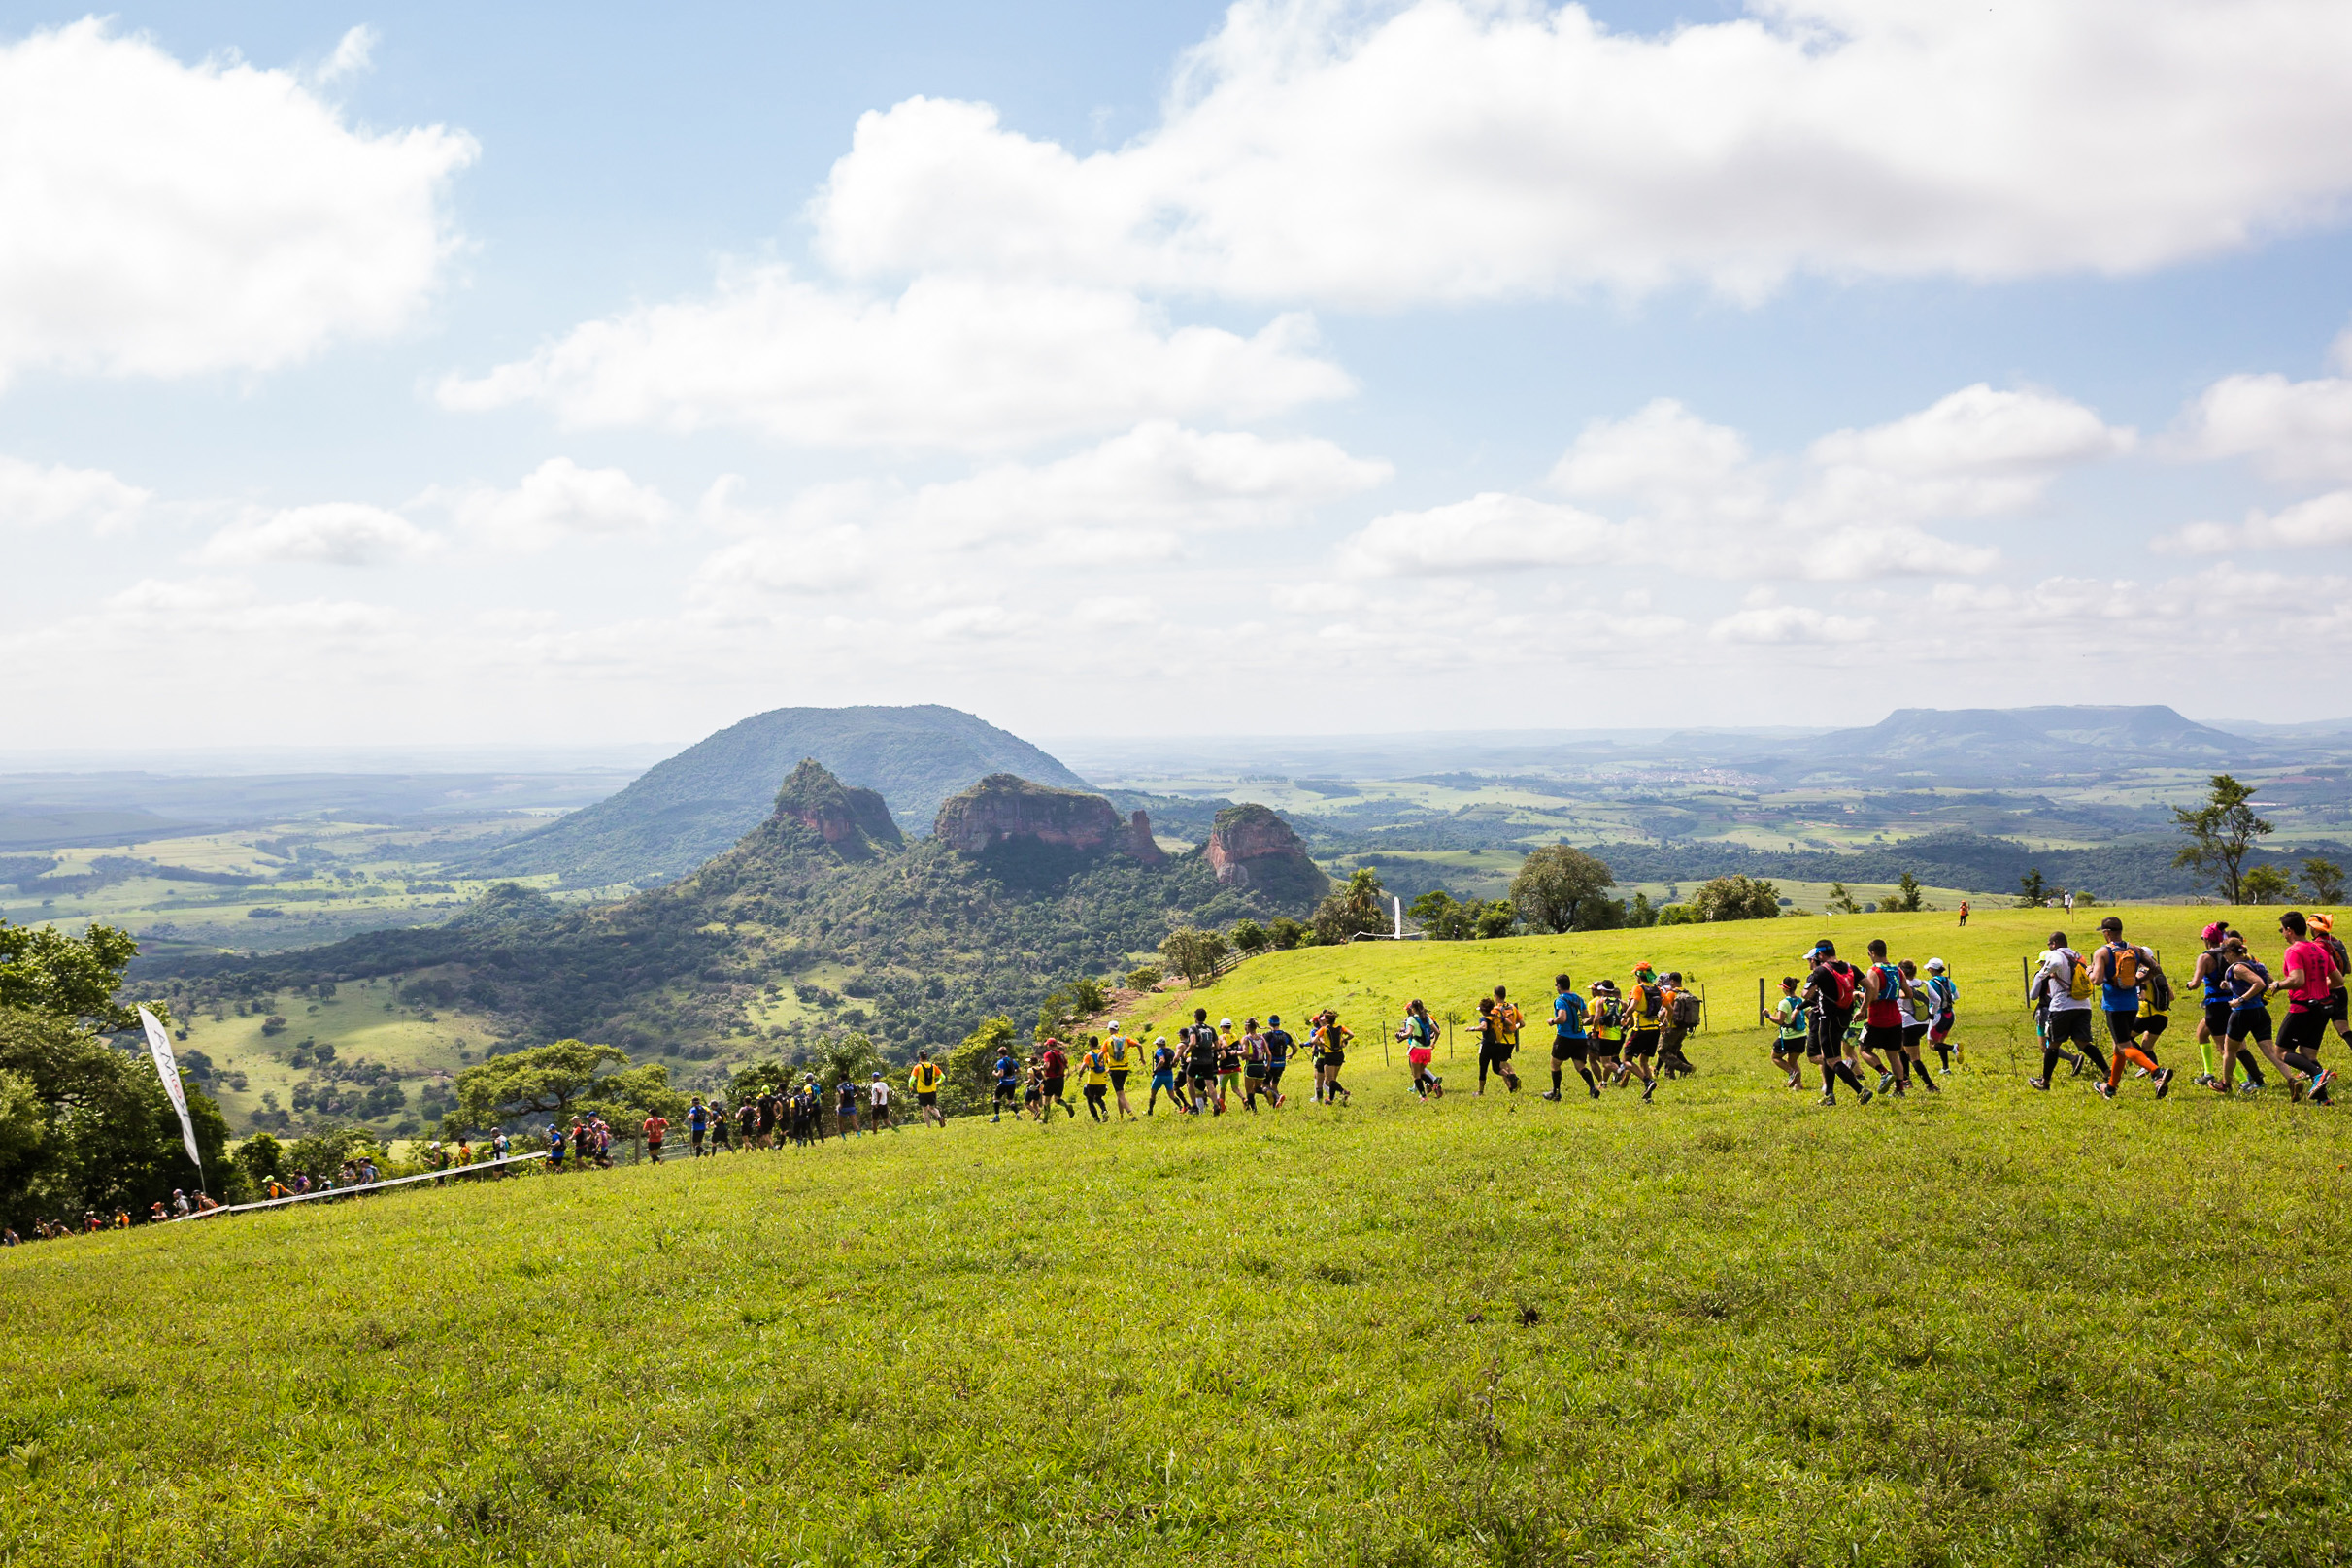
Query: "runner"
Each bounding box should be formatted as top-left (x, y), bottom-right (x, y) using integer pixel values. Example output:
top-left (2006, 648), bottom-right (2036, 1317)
top-left (1658, 971), bottom-right (1699, 1079)
top-left (2188, 922), bottom-right (2236, 1088)
top-left (1861, 941), bottom-right (1932, 1095)
top-left (1147, 1035), bottom-right (1181, 1116)
top-left (1039, 1036), bottom-right (1075, 1119)
top-left (1263, 1014), bottom-right (1294, 1106)
top-left (687, 1097), bottom-right (710, 1156)
top-left (1313, 1010), bottom-right (1353, 1104)
top-left (1184, 1022), bottom-right (1221, 1116)
top-left (2086, 917), bottom-right (2173, 1100)
top-left (1241, 1018), bottom-right (1274, 1111)
top-left (2314, 914), bottom-right (2352, 1051)
top-left (1216, 1019), bottom-right (1244, 1109)
top-left (836, 1077), bottom-right (862, 1136)
top-left (1625, 967), bottom-right (1666, 1086)
top-left (2268, 911), bottom-right (2338, 1102)
top-left (1958, 899), bottom-right (1970, 927)
top-left (869, 1070), bottom-right (895, 1131)
top-left (1400, 998), bottom-right (1443, 1100)
top-left (1473, 996), bottom-right (1514, 1095)
top-left (908, 1051), bottom-right (948, 1127)
top-left (642, 1107), bottom-right (669, 1162)
top-left (2030, 932), bottom-right (2108, 1092)
top-left (1588, 980), bottom-right (1625, 1087)
top-left (736, 1096), bottom-right (758, 1150)
top-left (547, 1122), bottom-right (567, 1170)
top-left (1104, 1022), bottom-right (1141, 1118)
top-left (1802, 941), bottom-right (1873, 1106)
top-left (2215, 937), bottom-right (2278, 1094)
top-left (1022, 1061), bottom-right (1046, 1121)
top-left (991, 1041), bottom-right (1022, 1122)
top-left (1078, 1037), bottom-right (1112, 1121)
top-left (1542, 974), bottom-right (1595, 1100)
top-left (1492, 985), bottom-right (1524, 1085)
top-left (1893, 960), bottom-right (1937, 1090)
top-left (1763, 976), bottom-right (1808, 1089)
top-left (1922, 958), bottom-right (1960, 1071)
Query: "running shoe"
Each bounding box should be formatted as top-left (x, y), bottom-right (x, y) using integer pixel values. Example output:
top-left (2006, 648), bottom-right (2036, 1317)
top-left (1857, 1088), bottom-right (1874, 1106)
top-left (2092, 1083), bottom-right (2116, 1100)
top-left (2066, 1053), bottom-right (2087, 1076)
top-left (1642, 1080), bottom-right (1656, 1103)
top-left (2154, 1068), bottom-right (2174, 1099)
top-left (1922, 1078), bottom-right (1940, 1093)
top-left (2029, 1077), bottom-right (2049, 1091)
top-left (1540, 1090), bottom-right (1561, 1102)
top-left (1878, 1073), bottom-right (1894, 1093)
top-left (1819, 1092), bottom-right (1836, 1106)
top-left (2291, 1077), bottom-right (2307, 1104)
top-left (1587, 1087), bottom-right (1599, 1100)
top-left (2311, 1068), bottom-right (2335, 1098)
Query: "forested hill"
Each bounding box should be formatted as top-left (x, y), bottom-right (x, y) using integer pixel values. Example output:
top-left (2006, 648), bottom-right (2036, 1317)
top-left (463, 705), bottom-right (1089, 889)
top-left (152, 764), bottom-right (1304, 1062)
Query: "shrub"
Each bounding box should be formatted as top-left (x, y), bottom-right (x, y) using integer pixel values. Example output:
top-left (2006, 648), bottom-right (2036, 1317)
top-left (1124, 965), bottom-right (1164, 991)
top-left (1691, 875), bottom-right (1783, 922)
top-left (1229, 918), bottom-right (1269, 953)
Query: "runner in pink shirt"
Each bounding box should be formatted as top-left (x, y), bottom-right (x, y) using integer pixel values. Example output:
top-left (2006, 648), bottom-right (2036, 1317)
top-left (2268, 911), bottom-right (2337, 1102)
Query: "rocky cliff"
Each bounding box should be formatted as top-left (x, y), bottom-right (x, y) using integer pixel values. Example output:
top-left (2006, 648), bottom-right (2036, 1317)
top-left (1203, 803), bottom-right (1328, 903)
top-left (934, 774), bottom-right (1164, 859)
top-left (773, 758), bottom-right (901, 857)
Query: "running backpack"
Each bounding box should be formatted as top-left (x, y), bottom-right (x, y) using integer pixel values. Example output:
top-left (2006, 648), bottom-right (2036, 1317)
top-left (1635, 984), bottom-right (1663, 1022)
top-left (2145, 964), bottom-right (2173, 1013)
top-left (1819, 963), bottom-right (1857, 1008)
top-left (1671, 991), bottom-right (1703, 1028)
top-left (2109, 944), bottom-right (2142, 989)
top-left (2066, 954), bottom-right (2093, 1001)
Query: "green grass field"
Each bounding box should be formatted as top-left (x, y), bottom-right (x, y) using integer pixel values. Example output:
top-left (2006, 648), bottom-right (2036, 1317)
top-left (6, 907), bottom-right (2348, 1566)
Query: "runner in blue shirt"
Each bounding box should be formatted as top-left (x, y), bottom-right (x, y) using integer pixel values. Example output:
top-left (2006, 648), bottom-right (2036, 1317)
top-left (1542, 972), bottom-right (1597, 1100)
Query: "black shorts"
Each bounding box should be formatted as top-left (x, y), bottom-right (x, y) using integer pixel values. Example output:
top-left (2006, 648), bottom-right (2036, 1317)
top-left (1083, 1084), bottom-right (1107, 1100)
top-left (2203, 1000), bottom-right (2232, 1038)
top-left (917, 1092), bottom-right (938, 1107)
top-left (1042, 1077), bottom-right (1065, 1098)
top-left (2228, 1007), bottom-right (2272, 1044)
top-left (1552, 1038), bottom-right (1588, 1061)
top-left (1900, 1023), bottom-right (1929, 1052)
top-left (1109, 1070), bottom-right (1129, 1089)
top-left (2281, 1008), bottom-right (2328, 1053)
top-left (1626, 1029), bottom-right (1660, 1059)
top-left (2332, 988), bottom-right (2349, 1024)
top-left (2046, 1009), bottom-right (2094, 1049)
top-left (1809, 1006), bottom-right (1853, 1057)
top-left (1590, 1038), bottom-right (1621, 1058)
top-left (1323, 1051), bottom-right (1345, 1069)
top-left (1478, 1041), bottom-right (1512, 1064)
top-left (2136, 1014), bottom-right (2169, 1040)
top-left (2103, 1010), bottom-right (2143, 1045)
top-left (1861, 1023), bottom-right (1905, 1056)
top-left (994, 1081), bottom-right (1018, 1102)
top-left (1774, 1036), bottom-right (1806, 1056)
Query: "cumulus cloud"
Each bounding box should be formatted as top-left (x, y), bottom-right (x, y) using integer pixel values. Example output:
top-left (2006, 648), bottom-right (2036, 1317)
top-left (88, 576), bottom-right (406, 641)
top-left (448, 459), bottom-right (673, 550)
top-left (199, 503), bottom-right (437, 567)
top-left (1800, 384), bottom-right (2134, 522)
top-left (811, 0), bottom-right (2352, 307)
top-left (438, 269), bottom-right (1351, 451)
top-left (0, 454), bottom-right (151, 531)
top-left (1337, 493), bottom-right (1631, 577)
top-left (2174, 369), bottom-right (2352, 484)
top-left (1707, 603), bottom-right (1876, 645)
top-left (2158, 489), bottom-right (2352, 554)
top-left (0, 19), bottom-right (474, 384)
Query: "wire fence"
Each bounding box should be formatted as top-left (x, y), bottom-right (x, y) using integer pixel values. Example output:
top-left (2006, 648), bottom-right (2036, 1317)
top-left (182, 1151), bottom-right (550, 1221)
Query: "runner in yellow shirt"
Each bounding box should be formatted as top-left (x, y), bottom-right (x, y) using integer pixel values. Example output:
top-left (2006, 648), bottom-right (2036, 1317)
top-left (1103, 1022), bottom-right (1142, 1119)
top-left (907, 1051), bottom-right (948, 1128)
top-left (1078, 1037), bottom-right (1112, 1121)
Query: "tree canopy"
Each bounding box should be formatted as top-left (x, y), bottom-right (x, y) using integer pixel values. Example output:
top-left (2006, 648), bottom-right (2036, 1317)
top-left (1689, 875), bottom-right (1783, 921)
top-left (2173, 774), bottom-right (2271, 905)
top-left (442, 1040), bottom-right (662, 1134)
top-left (1510, 847), bottom-right (1616, 934)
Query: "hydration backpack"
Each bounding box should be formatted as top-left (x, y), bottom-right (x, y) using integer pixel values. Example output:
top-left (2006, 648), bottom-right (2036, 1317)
top-left (1819, 962), bottom-right (1857, 1009)
top-left (2145, 964), bottom-right (2173, 1012)
top-left (2109, 944), bottom-right (2142, 989)
top-left (1671, 991), bottom-right (1703, 1028)
top-left (2066, 954), bottom-right (2093, 1001)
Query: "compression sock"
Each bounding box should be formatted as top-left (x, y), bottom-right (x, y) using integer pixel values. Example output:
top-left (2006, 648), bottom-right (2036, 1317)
top-left (2198, 1038), bottom-right (2218, 1078)
top-left (2041, 1046), bottom-right (2064, 1082)
top-left (1832, 1061), bottom-right (1867, 1093)
top-left (1551, 1066), bottom-right (1562, 1094)
top-left (2080, 1044), bottom-right (2111, 1080)
top-left (1575, 1065), bottom-right (1596, 1092)
top-left (2282, 1051), bottom-right (2324, 1077)
top-left (2240, 1055), bottom-right (2266, 1086)
top-left (1910, 1057), bottom-right (1935, 1090)
top-left (1935, 1045), bottom-right (1951, 1071)
top-left (2121, 1046), bottom-right (2160, 1075)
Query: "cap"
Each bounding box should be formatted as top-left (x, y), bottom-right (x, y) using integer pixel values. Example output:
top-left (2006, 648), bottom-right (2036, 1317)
top-left (2314, 913), bottom-right (2335, 933)
top-left (1154, 1035), bottom-right (1167, 1045)
top-left (1220, 1018), bottom-right (1233, 1028)
top-left (2201, 921), bottom-right (2227, 942)
top-left (1106, 1020), bottom-right (1121, 1031)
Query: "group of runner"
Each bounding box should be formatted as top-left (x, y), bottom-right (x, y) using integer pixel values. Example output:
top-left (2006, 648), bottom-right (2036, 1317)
top-left (988, 1008), bottom-right (1361, 1122)
top-left (1764, 939), bottom-right (1963, 1106)
top-left (2027, 912), bottom-right (2345, 1103)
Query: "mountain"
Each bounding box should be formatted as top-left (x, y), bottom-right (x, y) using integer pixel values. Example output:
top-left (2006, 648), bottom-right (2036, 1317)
top-left (152, 764), bottom-right (1323, 1077)
top-left (1773, 706), bottom-right (2245, 782)
top-left (463, 705), bottom-right (1089, 888)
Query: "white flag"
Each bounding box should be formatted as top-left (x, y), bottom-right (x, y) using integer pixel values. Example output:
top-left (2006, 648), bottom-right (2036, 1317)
top-left (138, 1005), bottom-right (203, 1171)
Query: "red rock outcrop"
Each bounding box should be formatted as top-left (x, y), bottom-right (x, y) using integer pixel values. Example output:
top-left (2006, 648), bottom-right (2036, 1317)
top-left (1120, 809), bottom-right (1166, 865)
top-left (771, 758), bottom-right (900, 857)
top-left (1202, 803), bottom-right (1327, 904)
top-left (934, 774), bottom-right (1124, 853)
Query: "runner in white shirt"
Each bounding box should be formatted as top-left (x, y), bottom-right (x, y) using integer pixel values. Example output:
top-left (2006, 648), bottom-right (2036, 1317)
top-left (868, 1071), bottom-right (896, 1132)
top-left (2030, 931), bottom-right (2109, 1091)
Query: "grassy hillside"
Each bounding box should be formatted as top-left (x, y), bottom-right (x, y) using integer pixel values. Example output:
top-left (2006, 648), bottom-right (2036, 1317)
top-left (9, 909), bottom-right (2348, 1565)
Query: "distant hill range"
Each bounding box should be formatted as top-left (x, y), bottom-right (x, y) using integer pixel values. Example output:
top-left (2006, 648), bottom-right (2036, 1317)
top-left (155, 763), bottom-right (1329, 1064)
top-left (1755, 706), bottom-right (2250, 783)
top-left (463, 705), bottom-right (1091, 889)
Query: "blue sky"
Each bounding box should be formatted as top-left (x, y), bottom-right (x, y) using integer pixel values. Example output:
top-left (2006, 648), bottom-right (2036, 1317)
top-left (7, 2), bottom-right (2352, 748)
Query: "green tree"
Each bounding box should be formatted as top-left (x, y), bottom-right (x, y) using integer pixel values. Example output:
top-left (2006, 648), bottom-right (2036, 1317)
top-left (1827, 882), bottom-right (1862, 916)
top-left (1407, 890), bottom-right (1472, 941)
top-left (2018, 868), bottom-right (2050, 908)
top-left (1158, 926), bottom-right (1229, 987)
top-left (2241, 864), bottom-right (2296, 905)
top-left (1656, 904), bottom-right (1699, 926)
top-left (2302, 857), bottom-right (2345, 904)
top-left (442, 1040), bottom-right (632, 1133)
top-left (1267, 917), bottom-right (1306, 951)
top-left (1509, 846), bottom-right (1616, 934)
top-left (575, 1061), bottom-right (688, 1142)
top-left (943, 1016), bottom-right (1018, 1115)
top-left (232, 1131), bottom-right (285, 1185)
top-left (1228, 918), bottom-right (1269, 953)
top-left (2173, 774), bottom-right (2272, 904)
top-left (1877, 871), bottom-right (1927, 915)
top-left (0, 917), bottom-right (156, 1032)
top-left (1311, 868), bottom-right (1390, 946)
top-left (1627, 892), bottom-right (1660, 928)
top-left (1123, 964), bottom-right (1163, 991)
top-left (1, 1005), bottom-right (227, 1228)
top-left (1690, 875), bottom-right (1783, 921)
top-left (1471, 901), bottom-right (1517, 940)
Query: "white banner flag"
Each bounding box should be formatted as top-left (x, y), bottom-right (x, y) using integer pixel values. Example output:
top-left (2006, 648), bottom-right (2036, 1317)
top-left (138, 1005), bottom-right (203, 1172)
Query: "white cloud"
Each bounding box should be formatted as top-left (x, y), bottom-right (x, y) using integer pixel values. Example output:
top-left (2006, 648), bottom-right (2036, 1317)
top-left (199, 503), bottom-right (437, 567)
top-left (1707, 604), bottom-right (1876, 644)
top-left (438, 268), bottom-right (1351, 451)
top-left (2158, 489), bottom-right (2352, 554)
top-left (0, 19), bottom-right (474, 384)
top-left (1549, 399), bottom-right (1762, 508)
top-left (448, 459), bottom-right (673, 550)
top-left (1337, 492), bottom-right (1631, 577)
top-left (0, 454), bottom-right (150, 531)
top-left (1801, 384), bottom-right (2134, 521)
top-left (2175, 371), bottom-right (2352, 484)
top-left (811, 0), bottom-right (2352, 307)
top-left (315, 25), bottom-right (376, 86)
top-left (89, 576), bottom-right (405, 641)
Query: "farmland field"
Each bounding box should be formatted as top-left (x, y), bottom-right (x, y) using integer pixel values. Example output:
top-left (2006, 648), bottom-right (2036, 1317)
top-left (7, 907), bottom-right (2348, 1566)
